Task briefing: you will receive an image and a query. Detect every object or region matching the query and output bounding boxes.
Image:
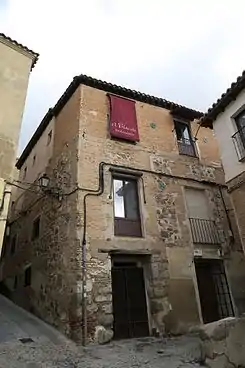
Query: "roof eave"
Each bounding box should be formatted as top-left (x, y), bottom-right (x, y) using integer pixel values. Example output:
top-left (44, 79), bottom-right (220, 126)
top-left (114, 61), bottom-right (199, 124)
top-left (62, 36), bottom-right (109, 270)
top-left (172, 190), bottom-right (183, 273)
top-left (16, 74), bottom-right (203, 169)
top-left (0, 33), bottom-right (39, 70)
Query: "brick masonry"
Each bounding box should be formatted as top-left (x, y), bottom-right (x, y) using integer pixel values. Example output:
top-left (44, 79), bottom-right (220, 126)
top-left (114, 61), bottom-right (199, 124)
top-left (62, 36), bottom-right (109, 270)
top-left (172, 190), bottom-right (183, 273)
top-left (2, 84), bottom-right (245, 342)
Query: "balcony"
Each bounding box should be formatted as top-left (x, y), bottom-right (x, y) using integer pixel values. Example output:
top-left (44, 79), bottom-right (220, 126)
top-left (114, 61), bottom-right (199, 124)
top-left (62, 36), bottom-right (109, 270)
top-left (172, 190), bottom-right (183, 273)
top-left (232, 127), bottom-right (245, 161)
top-left (189, 218), bottom-right (220, 245)
top-left (177, 138), bottom-right (197, 157)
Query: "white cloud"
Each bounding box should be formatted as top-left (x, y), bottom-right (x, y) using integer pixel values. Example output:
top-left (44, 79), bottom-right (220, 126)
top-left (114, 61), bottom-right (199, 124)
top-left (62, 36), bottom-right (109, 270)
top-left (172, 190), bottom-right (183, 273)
top-left (2, 0), bottom-right (245, 151)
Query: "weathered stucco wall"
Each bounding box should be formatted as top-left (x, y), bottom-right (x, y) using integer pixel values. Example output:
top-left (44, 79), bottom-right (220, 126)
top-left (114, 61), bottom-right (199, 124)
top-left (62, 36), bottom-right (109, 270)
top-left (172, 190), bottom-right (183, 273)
top-left (0, 41), bottom-right (33, 180)
top-left (0, 39), bottom-right (34, 255)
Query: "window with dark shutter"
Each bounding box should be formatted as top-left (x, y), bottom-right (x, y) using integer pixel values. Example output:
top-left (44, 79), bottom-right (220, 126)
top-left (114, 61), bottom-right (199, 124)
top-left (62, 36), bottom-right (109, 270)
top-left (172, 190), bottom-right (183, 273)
top-left (113, 177), bottom-right (142, 237)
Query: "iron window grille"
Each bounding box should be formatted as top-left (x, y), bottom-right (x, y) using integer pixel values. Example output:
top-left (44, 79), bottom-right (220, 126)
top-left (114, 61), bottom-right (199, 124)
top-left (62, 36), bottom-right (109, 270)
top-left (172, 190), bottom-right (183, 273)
top-left (189, 218), bottom-right (220, 244)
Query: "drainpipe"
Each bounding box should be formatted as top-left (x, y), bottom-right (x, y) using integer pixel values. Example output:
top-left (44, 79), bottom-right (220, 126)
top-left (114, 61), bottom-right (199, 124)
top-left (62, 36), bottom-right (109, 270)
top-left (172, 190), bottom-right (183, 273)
top-left (218, 186), bottom-right (234, 240)
top-left (81, 162), bottom-right (106, 346)
top-left (81, 236), bottom-right (87, 346)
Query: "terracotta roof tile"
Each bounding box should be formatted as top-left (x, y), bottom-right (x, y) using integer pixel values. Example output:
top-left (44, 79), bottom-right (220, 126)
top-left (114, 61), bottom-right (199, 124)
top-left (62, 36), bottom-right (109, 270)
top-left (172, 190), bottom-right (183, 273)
top-left (201, 70), bottom-right (245, 127)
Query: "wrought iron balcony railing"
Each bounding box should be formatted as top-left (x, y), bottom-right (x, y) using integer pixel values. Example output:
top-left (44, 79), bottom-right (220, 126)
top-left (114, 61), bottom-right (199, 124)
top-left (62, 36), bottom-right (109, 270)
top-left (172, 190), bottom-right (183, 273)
top-left (232, 127), bottom-right (245, 161)
top-left (189, 218), bottom-right (220, 244)
top-left (177, 138), bottom-right (197, 157)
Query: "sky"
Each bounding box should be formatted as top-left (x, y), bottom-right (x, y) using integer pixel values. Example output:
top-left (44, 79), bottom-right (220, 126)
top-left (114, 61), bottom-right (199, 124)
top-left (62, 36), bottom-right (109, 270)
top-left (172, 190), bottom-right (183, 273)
top-left (1, 0), bottom-right (245, 154)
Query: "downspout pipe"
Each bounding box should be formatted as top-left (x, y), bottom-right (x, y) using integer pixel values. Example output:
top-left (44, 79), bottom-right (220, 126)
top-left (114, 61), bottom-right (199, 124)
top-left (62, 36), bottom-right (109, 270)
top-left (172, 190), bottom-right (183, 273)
top-left (81, 162), bottom-right (105, 346)
top-left (218, 186), bottom-right (234, 239)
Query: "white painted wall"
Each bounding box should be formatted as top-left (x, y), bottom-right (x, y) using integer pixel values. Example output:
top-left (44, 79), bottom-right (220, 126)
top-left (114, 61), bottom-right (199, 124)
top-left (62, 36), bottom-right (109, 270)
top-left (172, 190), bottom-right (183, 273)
top-left (213, 90), bottom-right (245, 182)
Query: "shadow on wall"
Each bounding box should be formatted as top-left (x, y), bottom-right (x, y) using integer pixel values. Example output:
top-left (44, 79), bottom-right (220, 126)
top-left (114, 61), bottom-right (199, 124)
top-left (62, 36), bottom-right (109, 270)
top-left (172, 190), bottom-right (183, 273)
top-left (0, 281), bottom-right (12, 299)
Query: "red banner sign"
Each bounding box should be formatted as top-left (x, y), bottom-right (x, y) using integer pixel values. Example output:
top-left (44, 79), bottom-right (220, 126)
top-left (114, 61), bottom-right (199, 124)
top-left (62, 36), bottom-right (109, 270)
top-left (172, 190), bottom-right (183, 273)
top-left (108, 94), bottom-right (139, 141)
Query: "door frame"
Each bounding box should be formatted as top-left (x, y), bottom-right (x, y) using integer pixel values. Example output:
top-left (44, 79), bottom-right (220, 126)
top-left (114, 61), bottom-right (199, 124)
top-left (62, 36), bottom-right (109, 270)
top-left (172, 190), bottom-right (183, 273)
top-left (193, 257), bottom-right (236, 324)
top-left (111, 254), bottom-right (151, 337)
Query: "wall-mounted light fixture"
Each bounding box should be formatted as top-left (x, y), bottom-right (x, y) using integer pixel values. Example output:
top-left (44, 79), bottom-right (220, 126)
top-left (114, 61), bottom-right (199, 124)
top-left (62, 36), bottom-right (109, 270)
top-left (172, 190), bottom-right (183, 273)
top-left (38, 174), bottom-right (62, 200)
top-left (38, 174), bottom-right (50, 189)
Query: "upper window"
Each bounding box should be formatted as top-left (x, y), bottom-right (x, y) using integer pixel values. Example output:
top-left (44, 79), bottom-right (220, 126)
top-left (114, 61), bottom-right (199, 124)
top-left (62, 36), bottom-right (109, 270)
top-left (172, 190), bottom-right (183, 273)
top-left (32, 154), bottom-right (36, 166)
top-left (233, 110), bottom-right (245, 161)
top-left (32, 217), bottom-right (40, 240)
top-left (174, 121), bottom-right (197, 157)
top-left (235, 109), bottom-right (245, 131)
top-left (113, 177), bottom-right (142, 237)
top-left (47, 130), bottom-right (52, 145)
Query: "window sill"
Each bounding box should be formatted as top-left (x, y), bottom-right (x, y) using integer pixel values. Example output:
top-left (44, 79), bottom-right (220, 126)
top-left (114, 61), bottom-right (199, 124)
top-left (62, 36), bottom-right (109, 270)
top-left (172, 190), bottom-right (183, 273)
top-left (179, 151), bottom-right (198, 158)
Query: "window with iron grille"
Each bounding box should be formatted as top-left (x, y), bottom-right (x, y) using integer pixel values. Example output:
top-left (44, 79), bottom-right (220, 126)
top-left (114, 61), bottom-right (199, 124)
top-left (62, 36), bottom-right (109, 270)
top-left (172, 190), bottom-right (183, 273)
top-left (174, 120), bottom-right (197, 157)
top-left (113, 177), bottom-right (142, 237)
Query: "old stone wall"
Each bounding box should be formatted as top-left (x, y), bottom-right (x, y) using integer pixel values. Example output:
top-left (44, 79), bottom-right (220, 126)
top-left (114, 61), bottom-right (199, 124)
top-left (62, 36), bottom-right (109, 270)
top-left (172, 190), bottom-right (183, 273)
top-left (194, 317), bottom-right (245, 367)
top-left (1, 88), bottom-right (82, 339)
top-left (3, 82), bottom-right (245, 342)
top-left (75, 84), bottom-right (245, 338)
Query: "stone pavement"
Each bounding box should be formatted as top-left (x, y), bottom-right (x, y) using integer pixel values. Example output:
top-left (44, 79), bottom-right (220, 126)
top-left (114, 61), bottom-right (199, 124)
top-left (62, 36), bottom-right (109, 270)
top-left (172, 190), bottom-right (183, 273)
top-left (0, 295), bottom-right (204, 367)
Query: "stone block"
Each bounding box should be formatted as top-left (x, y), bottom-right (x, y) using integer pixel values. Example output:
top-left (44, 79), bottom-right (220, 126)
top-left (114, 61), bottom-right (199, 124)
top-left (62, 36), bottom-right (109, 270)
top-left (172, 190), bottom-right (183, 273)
top-left (98, 313), bottom-right (113, 327)
top-left (95, 294), bottom-right (112, 303)
top-left (153, 286), bottom-right (167, 298)
top-left (101, 303), bottom-right (113, 314)
top-left (94, 325), bottom-right (113, 344)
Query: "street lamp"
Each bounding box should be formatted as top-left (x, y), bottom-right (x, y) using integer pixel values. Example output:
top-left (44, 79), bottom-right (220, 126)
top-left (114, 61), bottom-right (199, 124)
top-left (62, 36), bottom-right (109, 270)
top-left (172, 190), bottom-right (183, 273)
top-left (38, 174), bottom-right (50, 190)
top-left (38, 174), bottom-right (62, 201)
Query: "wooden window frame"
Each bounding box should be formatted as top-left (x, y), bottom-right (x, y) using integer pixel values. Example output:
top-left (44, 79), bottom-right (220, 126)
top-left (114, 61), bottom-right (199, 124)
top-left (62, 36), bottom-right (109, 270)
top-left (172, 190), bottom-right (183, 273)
top-left (174, 120), bottom-right (197, 157)
top-left (235, 110), bottom-right (245, 148)
top-left (113, 175), bottom-right (142, 237)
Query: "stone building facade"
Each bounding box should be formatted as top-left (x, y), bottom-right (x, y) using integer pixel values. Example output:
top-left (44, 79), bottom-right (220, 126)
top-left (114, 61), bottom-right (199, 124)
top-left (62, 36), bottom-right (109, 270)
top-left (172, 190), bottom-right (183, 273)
top-left (0, 33), bottom-right (38, 256)
top-left (1, 75), bottom-right (245, 343)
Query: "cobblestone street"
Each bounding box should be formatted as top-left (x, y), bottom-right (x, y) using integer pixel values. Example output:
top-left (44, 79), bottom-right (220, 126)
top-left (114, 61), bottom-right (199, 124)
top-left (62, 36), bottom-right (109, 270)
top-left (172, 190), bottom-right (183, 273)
top-left (0, 296), bottom-right (203, 367)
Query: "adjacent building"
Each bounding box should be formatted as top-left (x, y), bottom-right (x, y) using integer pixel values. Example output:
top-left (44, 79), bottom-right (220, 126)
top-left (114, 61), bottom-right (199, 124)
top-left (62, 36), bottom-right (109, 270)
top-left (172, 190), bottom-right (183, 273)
top-left (1, 75), bottom-right (245, 343)
top-left (202, 71), bottom-right (245, 258)
top-left (0, 33), bottom-right (38, 258)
